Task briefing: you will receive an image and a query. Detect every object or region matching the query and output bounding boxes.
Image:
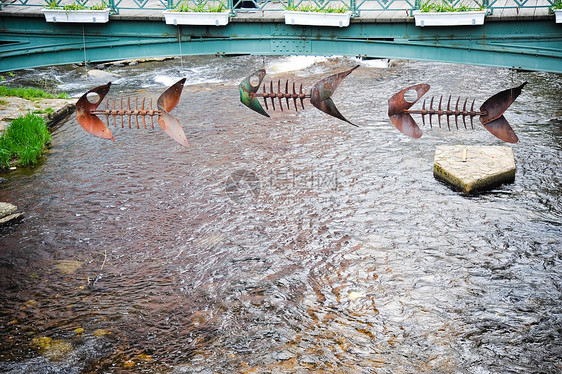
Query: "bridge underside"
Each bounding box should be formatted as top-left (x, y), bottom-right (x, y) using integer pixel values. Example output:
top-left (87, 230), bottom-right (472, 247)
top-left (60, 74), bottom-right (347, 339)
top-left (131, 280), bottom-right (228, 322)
top-left (0, 16), bottom-right (561, 73)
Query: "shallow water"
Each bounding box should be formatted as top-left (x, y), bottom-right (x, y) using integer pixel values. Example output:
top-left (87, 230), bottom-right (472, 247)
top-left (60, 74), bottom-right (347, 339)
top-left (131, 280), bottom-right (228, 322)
top-left (0, 55), bottom-right (561, 373)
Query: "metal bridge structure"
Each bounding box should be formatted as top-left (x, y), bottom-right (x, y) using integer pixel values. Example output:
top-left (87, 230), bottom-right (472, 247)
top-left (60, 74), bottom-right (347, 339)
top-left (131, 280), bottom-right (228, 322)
top-left (0, 0), bottom-right (561, 73)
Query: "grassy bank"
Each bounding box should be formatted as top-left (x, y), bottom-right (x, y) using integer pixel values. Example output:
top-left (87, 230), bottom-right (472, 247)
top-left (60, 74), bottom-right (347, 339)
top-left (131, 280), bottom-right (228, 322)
top-left (0, 85), bottom-right (69, 100)
top-left (0, 114), bottom-right (52, 169)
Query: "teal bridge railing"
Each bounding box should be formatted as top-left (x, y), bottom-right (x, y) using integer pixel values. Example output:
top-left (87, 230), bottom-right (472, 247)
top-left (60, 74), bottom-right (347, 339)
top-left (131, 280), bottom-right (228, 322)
top-left (0, 0), bottom-right (558, 16)
top-left (0, 0), bottom-right (561, 73)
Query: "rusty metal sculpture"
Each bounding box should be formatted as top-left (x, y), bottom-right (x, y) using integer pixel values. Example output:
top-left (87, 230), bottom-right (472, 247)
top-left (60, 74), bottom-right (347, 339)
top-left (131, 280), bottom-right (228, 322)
top-left (239, 66), bottom-right (359, 126)
top-left (388, 82), bottom-right (526, 143)
top-left (76, 78), bottom-right (190, 148)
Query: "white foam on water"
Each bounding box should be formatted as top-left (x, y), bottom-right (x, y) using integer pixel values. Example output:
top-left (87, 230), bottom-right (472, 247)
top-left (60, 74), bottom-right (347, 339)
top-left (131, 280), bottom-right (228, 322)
top-left (185, 76), bottom-right (225, 85)
top-left (154, 75), bottom-right (182, 87)
top-left (359, 58), bottom-right (390, 69)
top-left (266, 56), bottom-right (330, 74)
top-left (153, 71), bottom-right (225, 87)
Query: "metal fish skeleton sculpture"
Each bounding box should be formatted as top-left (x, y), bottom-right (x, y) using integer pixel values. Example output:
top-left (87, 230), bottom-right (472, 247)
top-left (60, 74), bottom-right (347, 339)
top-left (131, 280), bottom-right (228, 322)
top-left (76, 78), bottom-right (190, 148)
top-left (76, 73), bottom-right (525, 146)
top-left (239, 66), bottom-right (359, 126)
top-left (388, 82), bottom-right (526, 143)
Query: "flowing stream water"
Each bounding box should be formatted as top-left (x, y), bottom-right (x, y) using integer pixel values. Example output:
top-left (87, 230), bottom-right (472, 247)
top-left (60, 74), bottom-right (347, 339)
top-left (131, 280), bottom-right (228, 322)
top-left (0, 55), bottom-right (561, 373)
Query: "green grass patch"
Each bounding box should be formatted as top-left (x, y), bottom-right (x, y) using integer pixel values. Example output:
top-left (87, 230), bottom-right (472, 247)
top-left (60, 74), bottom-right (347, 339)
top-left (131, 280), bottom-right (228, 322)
top-left (89, 2), bottom-right (108, 10)
top-left (0, 114), bottom-right (52, 169)
top-left (0, 85), bottom-right (69, 100)
top-left (63, 3), bottom-right (88, 10)
top-left (45, 0), bottom-right (61, 9)
top-left (172, 0), bottom-right (226, 12)
top-left (284, 3), bottom-right (349, 13)
top-left (45, 0), bottom-right (108, 10)
top-left (419, 0), bottom-right (483, 12)
top-left (31, 108), bottom-right (55, 115)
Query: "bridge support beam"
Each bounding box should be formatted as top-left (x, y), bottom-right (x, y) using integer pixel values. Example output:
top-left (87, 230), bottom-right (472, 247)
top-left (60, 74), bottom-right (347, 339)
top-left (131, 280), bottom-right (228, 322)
top-left (1, 16), bottom-right (561, 73)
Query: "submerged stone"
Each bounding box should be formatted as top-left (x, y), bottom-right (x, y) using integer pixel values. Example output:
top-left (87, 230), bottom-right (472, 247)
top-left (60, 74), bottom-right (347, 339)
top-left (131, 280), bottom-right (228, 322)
top-left (55, 260), bottom-right (84, 275)
top-left (433, 145), bottom-right (516, 194)
top-left (30, 336), bottom-right (73, 361)
top-left (135, 353), bottom-right (153, 362)
top-left (93, 329), bottom-right (112, 337)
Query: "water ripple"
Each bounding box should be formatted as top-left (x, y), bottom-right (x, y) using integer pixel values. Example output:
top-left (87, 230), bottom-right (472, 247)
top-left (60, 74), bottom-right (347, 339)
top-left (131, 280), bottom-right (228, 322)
top-left (0, 57), bottom-right (560, 373)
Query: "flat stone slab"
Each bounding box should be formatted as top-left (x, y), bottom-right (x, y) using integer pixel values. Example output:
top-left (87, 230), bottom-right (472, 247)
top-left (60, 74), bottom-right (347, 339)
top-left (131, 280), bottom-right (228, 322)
top-left (0, 212), bottom-right (23, 226)
top-left (0, 202), bottom-right (17, 218)
top-left (434, 145), bottom-right (516, 194)
top-left (0, 202), bottom-right (23, 226)
top-left (0, 96), bottom-right (75, 132)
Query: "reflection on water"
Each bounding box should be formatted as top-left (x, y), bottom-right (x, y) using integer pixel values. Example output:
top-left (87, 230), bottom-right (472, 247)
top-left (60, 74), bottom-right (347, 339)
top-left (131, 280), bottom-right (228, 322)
top-left (0, 56), bottom-right (561, 373)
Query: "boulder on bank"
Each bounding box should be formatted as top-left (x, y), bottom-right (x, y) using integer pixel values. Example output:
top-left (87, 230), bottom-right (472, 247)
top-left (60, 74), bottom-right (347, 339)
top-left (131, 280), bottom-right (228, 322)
top-left (0, 202), bottom-right (23, 226)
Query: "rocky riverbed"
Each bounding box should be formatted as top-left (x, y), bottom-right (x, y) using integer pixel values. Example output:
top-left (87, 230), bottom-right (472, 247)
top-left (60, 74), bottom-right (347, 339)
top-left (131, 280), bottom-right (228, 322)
top-left (0, 96), bottom-right (75, 132)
